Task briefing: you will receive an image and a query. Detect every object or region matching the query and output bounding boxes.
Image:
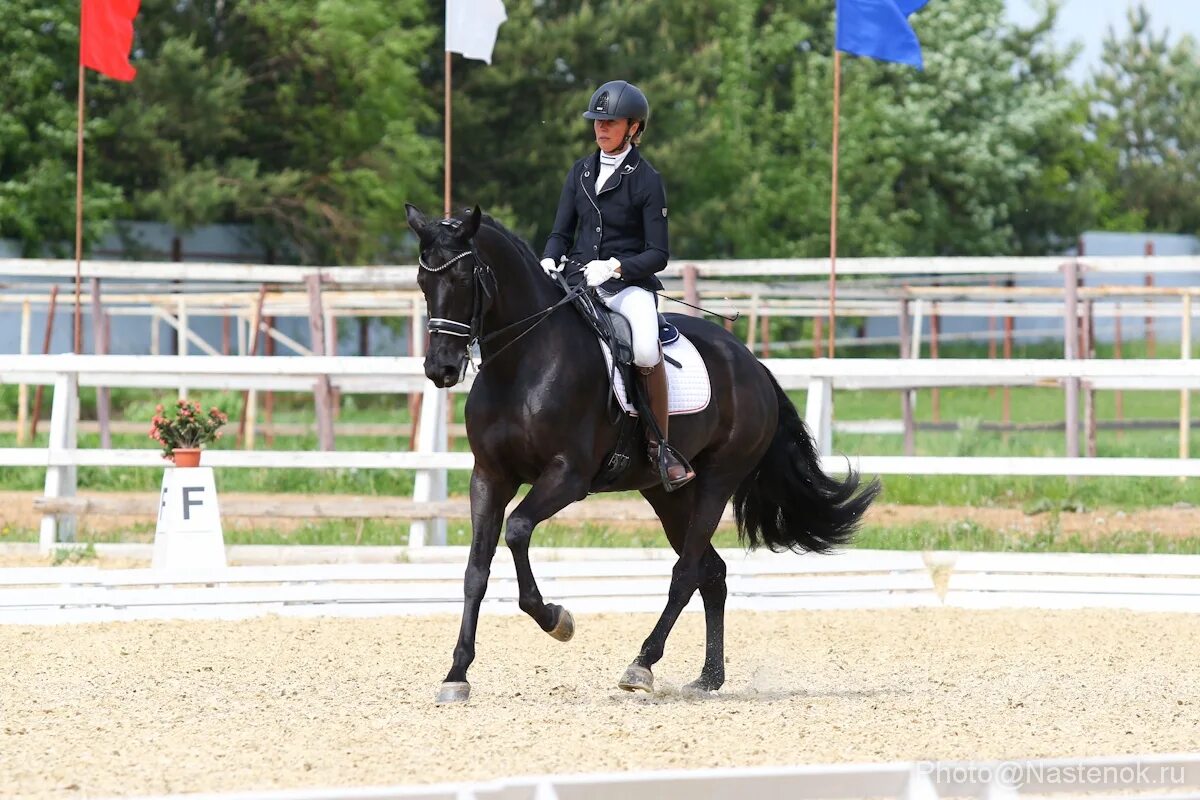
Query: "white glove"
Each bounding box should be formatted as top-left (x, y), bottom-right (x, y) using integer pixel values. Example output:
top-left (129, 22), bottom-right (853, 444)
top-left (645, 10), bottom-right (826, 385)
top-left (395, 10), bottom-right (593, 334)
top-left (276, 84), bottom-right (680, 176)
top-left (583, 257), bottom-right (621, 287)
top-left (540, 257), bottom-right (563, 278)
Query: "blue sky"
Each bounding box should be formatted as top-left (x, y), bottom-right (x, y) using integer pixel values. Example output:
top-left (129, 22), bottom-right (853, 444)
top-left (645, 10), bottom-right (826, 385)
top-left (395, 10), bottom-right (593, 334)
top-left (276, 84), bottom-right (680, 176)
top-left (1005, 0), bottom-right (1200, 81)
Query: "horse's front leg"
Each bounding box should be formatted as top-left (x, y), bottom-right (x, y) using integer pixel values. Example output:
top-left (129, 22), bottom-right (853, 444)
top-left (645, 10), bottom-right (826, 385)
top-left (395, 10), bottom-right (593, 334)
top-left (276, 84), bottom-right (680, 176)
top-left (436, 469), bottom-right (518, 704)
top-left (505, 458), bottom-right (590, 640)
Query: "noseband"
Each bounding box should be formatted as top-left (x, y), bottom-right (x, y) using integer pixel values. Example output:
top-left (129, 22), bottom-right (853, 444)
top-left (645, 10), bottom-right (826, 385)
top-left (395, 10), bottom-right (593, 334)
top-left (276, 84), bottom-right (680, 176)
top-left (420, 249), bottom-right (489, 338)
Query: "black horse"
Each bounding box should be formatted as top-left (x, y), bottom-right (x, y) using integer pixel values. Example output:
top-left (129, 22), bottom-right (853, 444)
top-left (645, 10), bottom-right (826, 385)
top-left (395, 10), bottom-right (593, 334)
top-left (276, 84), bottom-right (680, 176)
top-left (406, 204), bottom-right (879, 704)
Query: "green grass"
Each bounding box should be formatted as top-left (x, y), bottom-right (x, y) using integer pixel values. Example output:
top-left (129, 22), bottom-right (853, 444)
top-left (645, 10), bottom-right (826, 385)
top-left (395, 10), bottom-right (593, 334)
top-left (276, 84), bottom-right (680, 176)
top-left (9, 519), bottom-right (1200, 556)
top-left (855, 521), bottom-right (1200, 554)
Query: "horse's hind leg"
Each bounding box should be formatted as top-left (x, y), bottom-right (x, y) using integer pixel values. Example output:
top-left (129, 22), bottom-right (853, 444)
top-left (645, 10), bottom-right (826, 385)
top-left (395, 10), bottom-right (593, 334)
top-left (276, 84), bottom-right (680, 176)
top-left (619, 482), bottom-right (730, 693)
top-left (505, 460), bottom-right (590, 638)
top-left (640, 487), bottom-right (728, 693)
top-left (686, 546), bottom-right (727, 691)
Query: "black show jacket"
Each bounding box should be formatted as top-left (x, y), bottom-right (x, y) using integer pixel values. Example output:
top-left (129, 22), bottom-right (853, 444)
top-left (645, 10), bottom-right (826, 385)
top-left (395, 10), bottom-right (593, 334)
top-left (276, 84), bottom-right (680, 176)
top-left (542, 146), bottom-right (670, 293)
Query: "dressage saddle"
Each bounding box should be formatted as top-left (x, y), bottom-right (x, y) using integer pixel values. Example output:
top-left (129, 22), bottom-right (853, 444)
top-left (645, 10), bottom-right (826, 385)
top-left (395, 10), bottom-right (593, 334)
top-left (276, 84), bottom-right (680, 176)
top-left (554, 274), bottom-right (689, 492)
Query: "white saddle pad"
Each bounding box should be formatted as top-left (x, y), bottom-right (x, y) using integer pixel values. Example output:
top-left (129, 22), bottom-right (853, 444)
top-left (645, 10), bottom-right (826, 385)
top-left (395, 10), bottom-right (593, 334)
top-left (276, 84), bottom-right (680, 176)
top-left (599, 334), bottom-right (711, 416)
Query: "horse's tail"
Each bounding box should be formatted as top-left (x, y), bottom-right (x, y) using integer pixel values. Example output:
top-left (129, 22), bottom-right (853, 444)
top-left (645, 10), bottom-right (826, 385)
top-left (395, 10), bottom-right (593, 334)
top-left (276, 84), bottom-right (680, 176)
top-left (733, 369), bottom-right (880, 553)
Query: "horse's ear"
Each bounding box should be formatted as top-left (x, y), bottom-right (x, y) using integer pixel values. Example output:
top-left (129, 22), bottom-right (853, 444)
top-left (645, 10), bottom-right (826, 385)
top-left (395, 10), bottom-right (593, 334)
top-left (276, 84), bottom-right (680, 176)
top-left (461, 205), bottom-right (482, 238)
top-left (405, 203), bottom-right (431, 239)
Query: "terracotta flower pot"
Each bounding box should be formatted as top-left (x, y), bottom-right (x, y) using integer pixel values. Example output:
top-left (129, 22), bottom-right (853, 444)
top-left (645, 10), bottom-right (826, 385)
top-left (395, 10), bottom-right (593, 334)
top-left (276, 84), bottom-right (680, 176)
top-left (171, 448), bottom-right (202, 468)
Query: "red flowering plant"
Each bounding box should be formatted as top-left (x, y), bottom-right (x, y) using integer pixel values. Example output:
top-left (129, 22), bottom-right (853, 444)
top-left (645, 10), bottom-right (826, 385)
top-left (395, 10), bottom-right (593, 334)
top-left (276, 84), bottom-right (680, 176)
top-left (149, 400), bottom-right (228, 461)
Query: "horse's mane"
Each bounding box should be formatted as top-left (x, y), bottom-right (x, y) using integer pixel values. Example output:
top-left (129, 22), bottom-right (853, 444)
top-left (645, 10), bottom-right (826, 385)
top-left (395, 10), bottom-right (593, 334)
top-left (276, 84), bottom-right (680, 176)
top-left (479, 214), bottom-right (539, 268)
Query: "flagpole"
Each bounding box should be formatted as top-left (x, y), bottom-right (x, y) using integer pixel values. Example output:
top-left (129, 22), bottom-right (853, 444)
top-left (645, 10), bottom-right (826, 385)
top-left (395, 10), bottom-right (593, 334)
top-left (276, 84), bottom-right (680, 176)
top-left (74, 61), bottom-right (85, 356)
top-left (444, 50), bottom-right (452, 218)
top-left (827, 49), bottom-right (841, 359)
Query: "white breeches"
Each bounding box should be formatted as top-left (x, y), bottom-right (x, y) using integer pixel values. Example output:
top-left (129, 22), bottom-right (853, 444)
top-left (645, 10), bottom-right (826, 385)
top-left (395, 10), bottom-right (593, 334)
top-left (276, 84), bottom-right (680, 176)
top-left (599, 286), bottom-right (661, 368)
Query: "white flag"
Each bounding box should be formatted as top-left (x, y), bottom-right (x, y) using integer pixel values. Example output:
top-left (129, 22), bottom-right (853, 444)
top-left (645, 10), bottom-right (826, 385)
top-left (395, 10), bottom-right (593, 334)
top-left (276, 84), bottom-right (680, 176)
top-left (446, 0), bottom-right (507, 64)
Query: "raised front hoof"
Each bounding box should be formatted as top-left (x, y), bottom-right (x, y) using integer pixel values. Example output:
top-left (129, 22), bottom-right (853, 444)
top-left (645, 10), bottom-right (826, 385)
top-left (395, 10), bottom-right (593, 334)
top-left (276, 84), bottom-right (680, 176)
top-left (435, 681), bottom-right (471, 705)
top-left (683, 675), bottom-right (724, 694)
top-left (547, 605), bottom-right (575, 642)
top-left (617, 664), bottom-right (654, 693)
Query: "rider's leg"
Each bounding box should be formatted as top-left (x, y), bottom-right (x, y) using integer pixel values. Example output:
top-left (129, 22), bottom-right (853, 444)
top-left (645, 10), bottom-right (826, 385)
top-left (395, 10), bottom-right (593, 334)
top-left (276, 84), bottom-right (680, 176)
top-left (601, 287), bottom-right (695, 488)
top-left (599, 285), bottom-right (660, 369)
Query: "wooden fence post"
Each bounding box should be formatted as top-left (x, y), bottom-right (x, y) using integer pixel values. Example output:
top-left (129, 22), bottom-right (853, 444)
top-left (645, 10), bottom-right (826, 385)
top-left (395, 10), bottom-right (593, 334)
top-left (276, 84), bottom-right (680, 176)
top-left (306, 274), bottom-right (336, 451)
top-left (930, 300), bottom-right (941, 424)
top-left (1114, 301), bottom-right (1124, 437)
top-left (237, 285), bottom-right (267, 449)
top-left (987, 278), bottom-right (997, 397)
top-left (30, 286), bottom-right (59, 440)
top-left (324, 307), bottom-right (340, 419)
top-left (760, 308), bottom-right (771, 357)
top-left (682, 264), bottom-right (700, 317)
top-left (1063, 259), bottom-right (1080, 459)
top-left (91, 278), bottom-right (111, 449)
top-left (17, 300), bottom-right (31, 445)
top-left (1145, 240), bottom-right (1156, 358)
top-left (176, 295), bottom-right (189, 399)
top-left (1083, 299), bottom-right (1096, 458)
top-left (1002, 287), bottom-right (1014, 435)
top-left (899, 297), bottom-right (915, 457)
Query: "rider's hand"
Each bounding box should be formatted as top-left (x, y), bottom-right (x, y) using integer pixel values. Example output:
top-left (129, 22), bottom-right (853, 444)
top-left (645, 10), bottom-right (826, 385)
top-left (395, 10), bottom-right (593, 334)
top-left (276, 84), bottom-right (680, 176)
top-left (540, 257), bottom-right (563, 278)
top-left (584, 257), bottom-right (621, 287)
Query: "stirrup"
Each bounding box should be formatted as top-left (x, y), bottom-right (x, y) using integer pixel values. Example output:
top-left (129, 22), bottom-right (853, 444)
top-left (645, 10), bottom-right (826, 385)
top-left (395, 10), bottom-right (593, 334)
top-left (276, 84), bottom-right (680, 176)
top-left (650, 440), bottom-right (696, 492)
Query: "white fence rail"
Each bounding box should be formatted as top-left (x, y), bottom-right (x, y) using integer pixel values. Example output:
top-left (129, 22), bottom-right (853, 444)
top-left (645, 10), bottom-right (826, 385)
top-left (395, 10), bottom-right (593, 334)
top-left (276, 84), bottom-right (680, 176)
top-left (108, 753), bottom-right (1200, 800)
top-left (946, 552), bottom-right (1200, 613)
top-left (1, 355), bottom-right (1196, 551)
top-left (12, 548), bottom-right (1200, 623)
top-left (0, 549), bottom-right (938, 624)
top-left (5, 254), bottom-right (1200, 284)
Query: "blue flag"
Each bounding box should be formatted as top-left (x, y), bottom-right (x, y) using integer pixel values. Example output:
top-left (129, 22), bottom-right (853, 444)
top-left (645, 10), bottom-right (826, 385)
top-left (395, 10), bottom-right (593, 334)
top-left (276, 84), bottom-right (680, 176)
top-left (836, 0), bottom-right (929, 69)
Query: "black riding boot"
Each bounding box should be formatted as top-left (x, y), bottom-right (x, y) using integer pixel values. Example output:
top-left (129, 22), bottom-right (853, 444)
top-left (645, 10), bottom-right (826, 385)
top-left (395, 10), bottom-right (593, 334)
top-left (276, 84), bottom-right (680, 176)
top-left (638, 359), bottom-right (695, 490)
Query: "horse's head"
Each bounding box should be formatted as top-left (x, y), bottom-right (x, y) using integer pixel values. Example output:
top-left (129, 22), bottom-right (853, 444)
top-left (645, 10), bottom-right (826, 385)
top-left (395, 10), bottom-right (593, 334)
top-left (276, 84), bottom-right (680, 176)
top-left (406, 203), bottom-right (493, 388)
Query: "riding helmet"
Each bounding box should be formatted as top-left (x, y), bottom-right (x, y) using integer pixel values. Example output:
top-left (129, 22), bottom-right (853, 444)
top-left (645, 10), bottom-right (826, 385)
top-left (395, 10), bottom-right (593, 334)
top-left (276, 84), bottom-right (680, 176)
top-left (582, 80), bottom-right (650, 129)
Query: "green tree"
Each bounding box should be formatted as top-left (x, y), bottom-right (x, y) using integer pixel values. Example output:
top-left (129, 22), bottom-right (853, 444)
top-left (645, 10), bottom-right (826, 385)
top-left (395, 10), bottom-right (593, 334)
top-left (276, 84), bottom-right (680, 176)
top-left (0, 0), bottom-right (123, 256)
top-left (91, 0), bottom-right (441, 264)
top-left (446, 0), bottom-right (1101, 260)
top-left (1090, 3), bottom-right (1200, 234)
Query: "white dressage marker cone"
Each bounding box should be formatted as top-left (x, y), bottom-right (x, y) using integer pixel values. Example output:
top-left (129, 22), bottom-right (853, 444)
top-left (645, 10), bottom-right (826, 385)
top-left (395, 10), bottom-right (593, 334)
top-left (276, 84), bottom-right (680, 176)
top-left (152, 466), bottom-right (227, 570)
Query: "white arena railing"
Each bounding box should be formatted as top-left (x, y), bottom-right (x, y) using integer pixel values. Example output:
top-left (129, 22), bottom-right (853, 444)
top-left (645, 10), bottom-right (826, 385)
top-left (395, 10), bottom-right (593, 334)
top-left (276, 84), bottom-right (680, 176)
top-left (4, 253), bottom-right (1200, 284)
top-left (1, 354), bottom-right (1198, 551)
top-left (8, 549), bottom-right (1200, 623)
top-left (107, 753), bottom-right (1200, 800)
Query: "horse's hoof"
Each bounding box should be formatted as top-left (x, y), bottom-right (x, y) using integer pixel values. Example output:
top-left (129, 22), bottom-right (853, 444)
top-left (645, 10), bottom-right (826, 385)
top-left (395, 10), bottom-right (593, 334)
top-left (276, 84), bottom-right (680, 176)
top-left (683, 677), bottom-right (723, 693)
top-left (435, 681), bottom-right (471, 704)
top-left (618, 664), bottom-right (654, 693)
top-left (548, 606), bottom-right (575, 642)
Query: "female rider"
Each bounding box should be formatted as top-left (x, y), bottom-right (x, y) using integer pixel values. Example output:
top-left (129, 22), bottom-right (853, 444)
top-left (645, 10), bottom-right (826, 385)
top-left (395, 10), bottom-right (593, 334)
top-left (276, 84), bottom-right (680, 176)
top-left (539, 79), bottom-right (694, 490)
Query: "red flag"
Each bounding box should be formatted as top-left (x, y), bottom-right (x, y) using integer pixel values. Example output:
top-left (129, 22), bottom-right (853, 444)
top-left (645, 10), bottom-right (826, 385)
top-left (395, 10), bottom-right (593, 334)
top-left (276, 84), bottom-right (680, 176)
top-left (80, 0), bottom-right (141, 81)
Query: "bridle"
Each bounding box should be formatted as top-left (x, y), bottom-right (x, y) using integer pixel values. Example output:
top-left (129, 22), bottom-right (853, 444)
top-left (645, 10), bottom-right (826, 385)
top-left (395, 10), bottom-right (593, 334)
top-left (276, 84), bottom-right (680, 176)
top-left (418, 231), bottom-right (586, 381)
top-left (419, 247), bottom-right (492, 342)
